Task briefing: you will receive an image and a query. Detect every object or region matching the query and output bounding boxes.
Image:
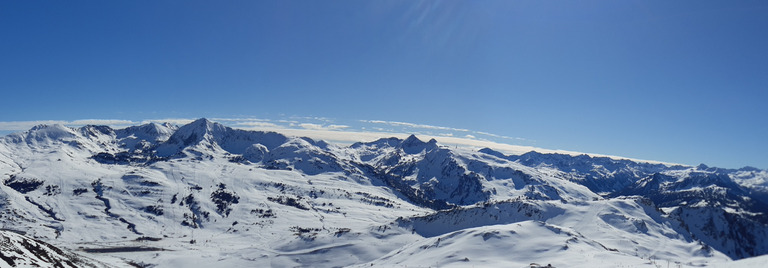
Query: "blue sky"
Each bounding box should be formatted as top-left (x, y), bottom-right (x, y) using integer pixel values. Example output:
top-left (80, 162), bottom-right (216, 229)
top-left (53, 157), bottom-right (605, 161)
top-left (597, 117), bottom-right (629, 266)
top-left (1, 1), bottom-right (767, 169)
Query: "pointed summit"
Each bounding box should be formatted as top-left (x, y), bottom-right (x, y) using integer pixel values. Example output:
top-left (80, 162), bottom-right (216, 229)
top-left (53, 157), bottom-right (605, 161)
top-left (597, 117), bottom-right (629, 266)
top-left (154, 118), bottom-right (289, 157)
top-left (175, 118), bottom-right (220, 137)
top-left (172, 118), bottom-right (228, 144)
top-left (402, 134), bottom-right (422, 145)
top-left (400, 134), bottom-right (437, 154)
top-left (155, 118), bottom-right (229, 157)
top-left (188, 117), bottom-right (214, 128)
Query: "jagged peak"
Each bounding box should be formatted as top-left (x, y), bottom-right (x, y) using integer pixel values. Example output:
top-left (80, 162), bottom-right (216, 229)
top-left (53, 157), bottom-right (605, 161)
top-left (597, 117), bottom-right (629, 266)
top-left (154, 118), bottom-right (230, 156)
top-left (188, 117), bottom-right (214, 127)
top-left (402, 134), bottom-right (422, 144)
top-left (179, 118), bottom-right (219, 133)
top-left (78, 125), bottom-right (115, 136)
top-left (155, 119), bottom-right (292, 157)
top-left (173, 118), bottom-right (228, 139)
top-left (400, 134), bottom-right (437, 154)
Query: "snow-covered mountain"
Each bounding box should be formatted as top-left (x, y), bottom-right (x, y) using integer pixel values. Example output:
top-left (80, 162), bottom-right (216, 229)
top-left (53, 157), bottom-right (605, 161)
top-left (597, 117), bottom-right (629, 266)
top-left (0, 229), bottom-right (109, 267)
top-left (0, 118), bottom-right (766, 267)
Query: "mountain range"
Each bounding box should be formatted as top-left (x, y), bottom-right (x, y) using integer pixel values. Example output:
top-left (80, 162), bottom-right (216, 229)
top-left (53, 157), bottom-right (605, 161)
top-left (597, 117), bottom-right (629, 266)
top-left (1, 118), bottom-right (767, 267)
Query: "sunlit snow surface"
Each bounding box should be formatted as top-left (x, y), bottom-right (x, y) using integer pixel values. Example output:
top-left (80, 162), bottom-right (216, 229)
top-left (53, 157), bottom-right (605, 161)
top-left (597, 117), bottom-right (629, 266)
top-left (0, 119), bottom-right (764, 267)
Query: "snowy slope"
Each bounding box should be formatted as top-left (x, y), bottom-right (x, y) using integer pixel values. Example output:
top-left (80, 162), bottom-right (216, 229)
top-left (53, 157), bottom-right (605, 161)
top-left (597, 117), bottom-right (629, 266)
top-left (711, 254), bottom-right (768, 268)
top-left (356, 221), bottom-right (665, 268)
top-left (378, 197), bottom-right (725, 266)
top-left (0, 230), bottom-right (109, 268)
top-left (0, 118), bottom-right (765, 267)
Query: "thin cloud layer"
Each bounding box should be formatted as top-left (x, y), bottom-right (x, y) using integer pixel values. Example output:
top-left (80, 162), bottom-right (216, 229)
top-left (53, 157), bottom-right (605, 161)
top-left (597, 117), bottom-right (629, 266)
top-left (0, 119), bottom-right (136, 131)
top-left (360, 119), bottom-right (529, 142)
top-left (360, 120), bottom-right (471, 132)
top-left (141, 118), bottom-right (195, 126)
top-left (234, 121), bottom-right (279, 128)
top-left (298, 123), bottom-right (349, 130)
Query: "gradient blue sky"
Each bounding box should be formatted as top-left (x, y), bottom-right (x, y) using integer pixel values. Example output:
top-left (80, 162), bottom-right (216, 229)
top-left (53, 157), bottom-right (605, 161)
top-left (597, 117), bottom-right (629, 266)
top-left (1, 1), bottom-right (767, 169)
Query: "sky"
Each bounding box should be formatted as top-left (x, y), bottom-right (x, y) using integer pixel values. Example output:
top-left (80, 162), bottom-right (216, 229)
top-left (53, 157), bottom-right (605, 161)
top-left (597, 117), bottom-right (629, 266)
top-left (1, 1), bottom-right (767, 169)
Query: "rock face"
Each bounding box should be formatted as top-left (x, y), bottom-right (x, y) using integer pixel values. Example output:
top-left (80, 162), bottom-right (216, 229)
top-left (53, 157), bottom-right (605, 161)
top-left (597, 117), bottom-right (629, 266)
top-left (0, 230), bottom-right (108, 268)
top-left (0, 118), bottom-right (766, 267)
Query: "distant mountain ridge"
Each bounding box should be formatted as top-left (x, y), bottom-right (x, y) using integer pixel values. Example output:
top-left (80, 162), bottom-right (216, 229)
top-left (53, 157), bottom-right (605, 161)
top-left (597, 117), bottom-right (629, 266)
top-left (0, 118), bottom-right (766, 267)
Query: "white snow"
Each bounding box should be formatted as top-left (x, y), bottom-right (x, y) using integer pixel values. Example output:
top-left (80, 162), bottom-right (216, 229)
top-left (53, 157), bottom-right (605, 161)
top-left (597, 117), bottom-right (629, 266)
top-left (0, 119), bottom-right (763, 267)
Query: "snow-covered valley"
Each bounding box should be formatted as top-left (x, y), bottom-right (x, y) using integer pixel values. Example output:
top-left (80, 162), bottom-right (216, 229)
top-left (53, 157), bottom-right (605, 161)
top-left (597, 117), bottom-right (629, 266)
top-left (0, 118), bottom-right (766, 267)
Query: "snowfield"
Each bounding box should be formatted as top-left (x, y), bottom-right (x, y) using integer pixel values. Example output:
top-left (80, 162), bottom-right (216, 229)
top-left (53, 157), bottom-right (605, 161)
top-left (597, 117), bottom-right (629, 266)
top-left (0, 118), bottom-right (765, 267)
